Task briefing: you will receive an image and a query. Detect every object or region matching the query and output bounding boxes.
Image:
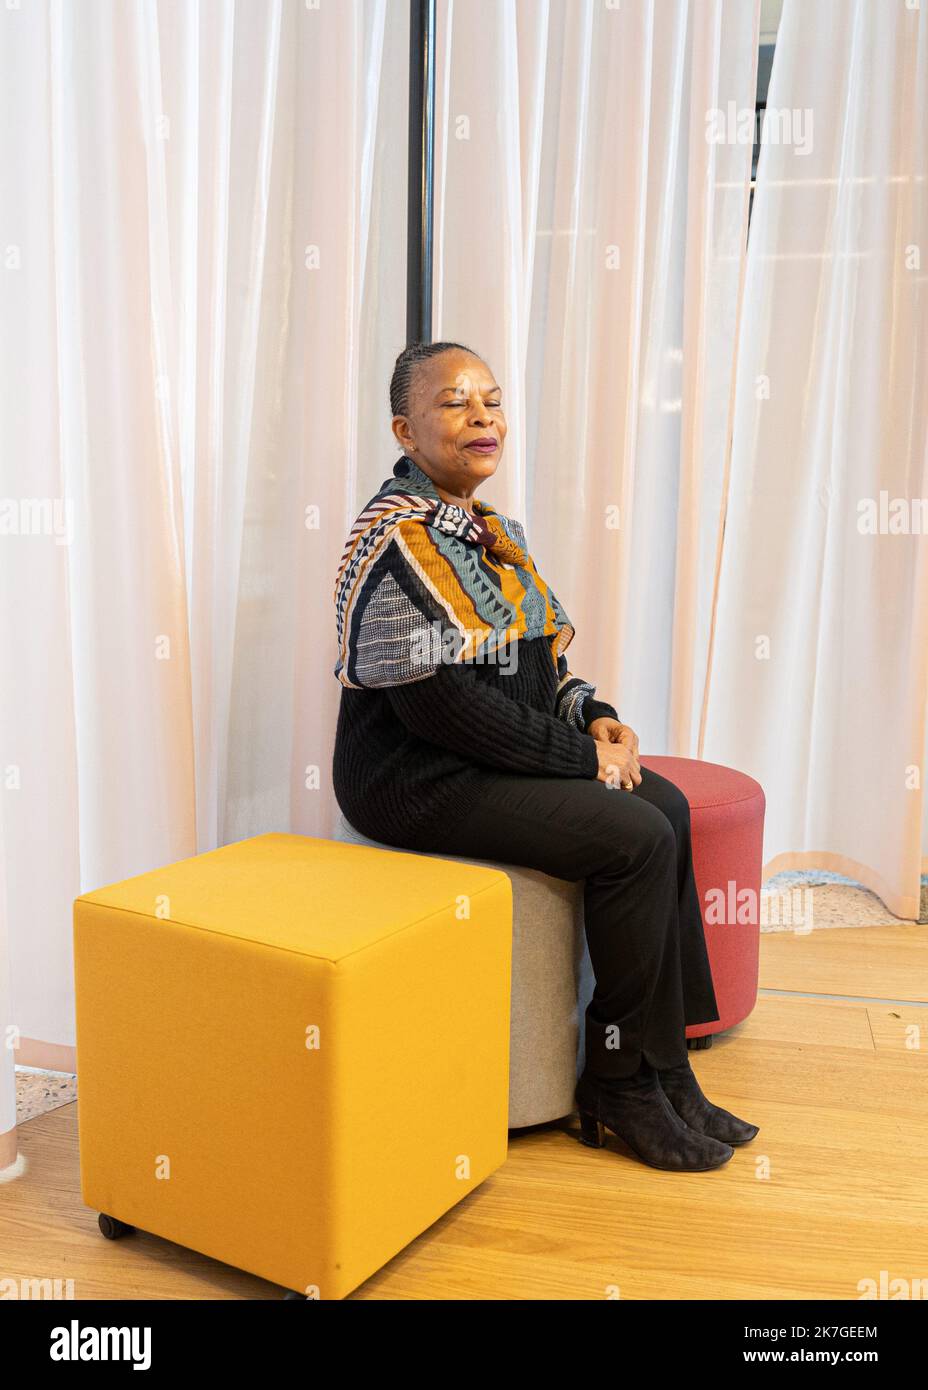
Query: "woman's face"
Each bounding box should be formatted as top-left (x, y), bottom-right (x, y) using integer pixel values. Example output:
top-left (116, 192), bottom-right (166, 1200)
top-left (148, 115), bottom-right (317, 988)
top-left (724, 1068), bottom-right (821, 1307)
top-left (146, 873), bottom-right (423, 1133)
top-left (392, 350), bottom-right (507, 496)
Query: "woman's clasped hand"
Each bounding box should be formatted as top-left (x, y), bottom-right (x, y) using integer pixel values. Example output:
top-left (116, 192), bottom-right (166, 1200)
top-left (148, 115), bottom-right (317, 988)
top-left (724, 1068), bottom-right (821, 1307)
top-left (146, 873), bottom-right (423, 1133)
top-left (587, 717), bottom-right (641, 790)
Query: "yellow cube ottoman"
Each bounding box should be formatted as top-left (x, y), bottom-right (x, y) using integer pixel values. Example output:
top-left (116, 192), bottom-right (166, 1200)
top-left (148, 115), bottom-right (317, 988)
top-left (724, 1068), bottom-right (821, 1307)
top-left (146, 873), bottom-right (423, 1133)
top-left (73, 832), bottom-right (513, 1299)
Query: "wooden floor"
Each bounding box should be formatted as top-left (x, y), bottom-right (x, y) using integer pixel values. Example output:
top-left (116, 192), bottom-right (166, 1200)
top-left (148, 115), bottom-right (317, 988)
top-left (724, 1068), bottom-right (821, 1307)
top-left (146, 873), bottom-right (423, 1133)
top-left (6, 922), bottom-right (927, 1300)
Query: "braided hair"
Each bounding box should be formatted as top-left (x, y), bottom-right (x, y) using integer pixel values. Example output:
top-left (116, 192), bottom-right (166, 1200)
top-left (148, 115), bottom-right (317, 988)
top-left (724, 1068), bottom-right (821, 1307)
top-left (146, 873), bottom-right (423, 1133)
top-left (389, 340), bottom-right (486, 421)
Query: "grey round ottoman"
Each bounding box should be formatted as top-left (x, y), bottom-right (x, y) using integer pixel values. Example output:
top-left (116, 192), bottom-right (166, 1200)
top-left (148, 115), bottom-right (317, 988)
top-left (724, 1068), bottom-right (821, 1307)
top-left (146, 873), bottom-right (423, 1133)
top-left (332, 812), bottom-right (594, 1129)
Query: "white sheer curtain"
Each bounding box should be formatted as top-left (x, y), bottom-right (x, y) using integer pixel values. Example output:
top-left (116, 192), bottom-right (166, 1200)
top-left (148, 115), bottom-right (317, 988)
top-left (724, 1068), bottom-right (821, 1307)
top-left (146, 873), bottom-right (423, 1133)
top-left (0, 0), bottom-right (404, 1152)
top-left (16, 0), bottom-right (919, 1174)
top-left (0, 0), bottom-right (762, 1163)
top-left (705, 0), bottom-right (928, 919)
top-left (434, 0), bottom-right (760, 757)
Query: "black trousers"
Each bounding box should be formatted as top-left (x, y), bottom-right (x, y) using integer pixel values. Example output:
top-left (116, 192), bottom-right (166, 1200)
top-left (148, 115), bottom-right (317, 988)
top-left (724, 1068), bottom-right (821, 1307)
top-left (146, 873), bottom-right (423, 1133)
top-left (400, 764), bottom-right (720, 1078)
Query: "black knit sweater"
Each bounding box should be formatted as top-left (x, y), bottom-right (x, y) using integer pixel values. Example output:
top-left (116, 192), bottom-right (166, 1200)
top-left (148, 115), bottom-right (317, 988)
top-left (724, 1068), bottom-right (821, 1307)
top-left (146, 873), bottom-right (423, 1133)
top-left (332, 634), bottom-right (619, 850)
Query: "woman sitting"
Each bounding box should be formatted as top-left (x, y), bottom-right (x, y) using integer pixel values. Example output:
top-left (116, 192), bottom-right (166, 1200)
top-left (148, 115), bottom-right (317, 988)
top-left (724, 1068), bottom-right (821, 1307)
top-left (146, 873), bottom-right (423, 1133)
top-left (331, 340), bottom-right (758, 1172)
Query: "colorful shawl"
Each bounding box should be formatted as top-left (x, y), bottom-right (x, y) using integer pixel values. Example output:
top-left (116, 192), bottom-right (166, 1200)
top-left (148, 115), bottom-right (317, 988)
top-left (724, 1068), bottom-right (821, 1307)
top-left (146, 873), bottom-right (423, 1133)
top-left (333, 453), bottom-right (577, 689)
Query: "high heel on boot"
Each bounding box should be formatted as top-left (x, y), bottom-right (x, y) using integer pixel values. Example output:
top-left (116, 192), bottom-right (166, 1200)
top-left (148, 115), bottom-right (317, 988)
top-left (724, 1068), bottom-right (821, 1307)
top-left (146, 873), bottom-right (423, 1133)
top-left (578, 1109), bottom-right (606, 1148)
top-left (575, 1065), bottom-right (734, 1172)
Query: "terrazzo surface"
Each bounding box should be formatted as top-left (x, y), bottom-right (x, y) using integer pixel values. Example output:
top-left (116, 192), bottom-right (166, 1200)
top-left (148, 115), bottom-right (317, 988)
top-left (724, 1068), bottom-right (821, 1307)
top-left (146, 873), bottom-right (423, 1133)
top-left (13, 871), bottom-right (928, 1127)
top-left (15, 1067), bottom-right (79, 1125)
top-left (761, 869), bottom-right (928, 932)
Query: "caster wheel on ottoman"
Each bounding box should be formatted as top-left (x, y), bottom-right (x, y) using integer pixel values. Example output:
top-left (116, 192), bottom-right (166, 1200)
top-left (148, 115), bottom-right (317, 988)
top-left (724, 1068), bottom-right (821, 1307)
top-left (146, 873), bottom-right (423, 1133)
top-left (98, 1213), bottom-right (135, 1240)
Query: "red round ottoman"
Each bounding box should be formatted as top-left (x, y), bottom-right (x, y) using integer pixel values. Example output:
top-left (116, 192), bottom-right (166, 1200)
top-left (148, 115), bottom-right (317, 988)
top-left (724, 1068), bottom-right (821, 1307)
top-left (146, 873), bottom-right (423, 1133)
top-left (640, 755), bottom-right (765, 1047)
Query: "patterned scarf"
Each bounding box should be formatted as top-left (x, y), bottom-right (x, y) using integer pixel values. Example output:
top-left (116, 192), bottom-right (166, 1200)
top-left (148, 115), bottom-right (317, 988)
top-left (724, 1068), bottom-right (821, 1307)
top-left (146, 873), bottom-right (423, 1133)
top-left (333, 453), bottom-right (576, 688)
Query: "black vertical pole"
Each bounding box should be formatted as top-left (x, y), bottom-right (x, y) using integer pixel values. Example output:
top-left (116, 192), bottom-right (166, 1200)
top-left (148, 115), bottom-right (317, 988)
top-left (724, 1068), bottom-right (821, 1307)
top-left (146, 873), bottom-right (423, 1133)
top-left (407, 0), bottom-right (436, 346)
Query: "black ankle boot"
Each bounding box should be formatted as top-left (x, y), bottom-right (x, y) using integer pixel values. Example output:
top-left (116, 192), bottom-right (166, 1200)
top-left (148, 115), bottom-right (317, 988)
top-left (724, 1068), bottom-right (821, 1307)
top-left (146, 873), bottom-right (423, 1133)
top-left (575, 1064), bottom-right (734, 1172)
top-left (653, 1056), bottom-right (759, 1145)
